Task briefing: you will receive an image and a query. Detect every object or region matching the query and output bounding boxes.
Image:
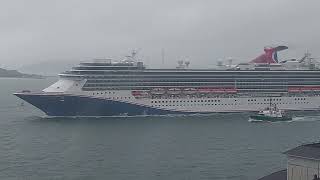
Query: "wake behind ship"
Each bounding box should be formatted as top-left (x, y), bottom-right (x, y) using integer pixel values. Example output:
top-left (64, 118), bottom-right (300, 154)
top-left (14, 46), bottom-right (320, 117)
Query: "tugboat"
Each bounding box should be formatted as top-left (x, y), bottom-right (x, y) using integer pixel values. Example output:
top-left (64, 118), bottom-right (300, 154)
top-left (249, 104), bottom-right (292, 122)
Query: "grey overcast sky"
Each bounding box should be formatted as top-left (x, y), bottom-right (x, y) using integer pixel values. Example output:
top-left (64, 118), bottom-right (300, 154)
top-left (0, 0), bottom-right (320, 70)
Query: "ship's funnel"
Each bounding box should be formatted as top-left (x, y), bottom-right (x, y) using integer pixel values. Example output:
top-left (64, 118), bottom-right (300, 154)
top-left (251, 46), bottom-right (288, 64)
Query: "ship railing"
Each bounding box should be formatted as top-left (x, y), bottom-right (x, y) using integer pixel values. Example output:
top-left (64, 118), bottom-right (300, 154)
top-left (15, 90), bottom-right (66, 95)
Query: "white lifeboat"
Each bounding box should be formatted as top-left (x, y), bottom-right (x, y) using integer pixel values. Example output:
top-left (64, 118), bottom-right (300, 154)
top-left (288, 87), bottom-right (301, 93)
top-left (211, 88), bottom-right (225, 93)
top-left (131, 90), bottom-right (149, 97)
top-left (198, 88), bottom-right (212, 93)
top-left (312, 86), bottom-right (320, 91)
top-left (151, 88), bottom-right (166, 95)
top-left (183, 88), bottom-right (197, 94)
top-left (167, 88), bottom-right (181, 95)
top-left (224, 88), bottom-right (237, 93)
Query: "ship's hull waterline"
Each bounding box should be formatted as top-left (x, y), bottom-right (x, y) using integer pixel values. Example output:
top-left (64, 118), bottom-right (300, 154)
top-left (14, 91), bottom-right (320, 117)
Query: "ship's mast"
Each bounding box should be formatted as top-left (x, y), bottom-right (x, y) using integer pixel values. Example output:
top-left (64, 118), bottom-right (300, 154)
top-left (124, 49), bottom-right (141, 63)
top-left (161, 48), bottom-right (165, 66)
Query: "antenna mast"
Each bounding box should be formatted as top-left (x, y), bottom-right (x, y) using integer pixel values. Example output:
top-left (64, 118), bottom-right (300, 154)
top-left (161, 48), bottom-right (165, 66)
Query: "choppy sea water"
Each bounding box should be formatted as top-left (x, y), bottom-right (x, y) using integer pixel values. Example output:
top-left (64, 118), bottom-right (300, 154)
top-left (1, 78), bottom-right (320, 180)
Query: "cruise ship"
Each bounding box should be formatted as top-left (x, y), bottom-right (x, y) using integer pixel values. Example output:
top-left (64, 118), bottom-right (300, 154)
top-left (14, 46), bottom-right (320, 117)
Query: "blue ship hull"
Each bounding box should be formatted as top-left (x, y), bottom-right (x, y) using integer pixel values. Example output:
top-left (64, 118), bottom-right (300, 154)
top-left (14, 93), bottom-right (192, 117)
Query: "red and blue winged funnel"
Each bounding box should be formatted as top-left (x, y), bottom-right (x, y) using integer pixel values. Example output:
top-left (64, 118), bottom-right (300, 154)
top-left (250, 46), bottom-right (288, 64)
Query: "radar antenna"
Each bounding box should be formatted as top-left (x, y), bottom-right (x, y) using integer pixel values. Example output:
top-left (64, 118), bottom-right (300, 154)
top-left (185, 61), bottom-right (190, 68)
top-left (124, 48), bottom-right (141, 62)
top-left (161, 48), bottom-right (165, 66)
top-left (299, 51), bottom-right (311, 63)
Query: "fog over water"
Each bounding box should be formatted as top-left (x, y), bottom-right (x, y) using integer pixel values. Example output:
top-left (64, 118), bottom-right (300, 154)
top-left (0, 0), bottom-right (320, 72)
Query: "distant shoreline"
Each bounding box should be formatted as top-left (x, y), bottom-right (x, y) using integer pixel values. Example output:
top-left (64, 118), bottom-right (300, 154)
top-left (0, 76), bottom-right (45, 79)
top-left (0, 67), bottom-right (48, 79)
